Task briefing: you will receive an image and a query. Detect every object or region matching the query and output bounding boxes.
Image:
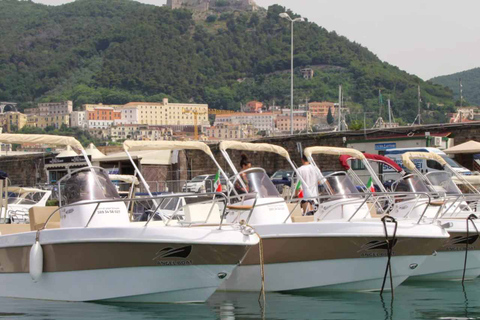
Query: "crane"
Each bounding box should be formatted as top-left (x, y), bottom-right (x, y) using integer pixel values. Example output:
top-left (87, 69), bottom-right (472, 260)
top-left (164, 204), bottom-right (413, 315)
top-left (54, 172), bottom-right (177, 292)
top-left (182, 108), bottom-right (207, 140)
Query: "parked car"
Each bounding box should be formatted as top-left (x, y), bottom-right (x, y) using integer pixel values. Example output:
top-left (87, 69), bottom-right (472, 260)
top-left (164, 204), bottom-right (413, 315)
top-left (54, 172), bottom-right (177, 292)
top-left (270, 170), bottom-right (295, 187)
top-left (183, 174), bottom-right (227, 193)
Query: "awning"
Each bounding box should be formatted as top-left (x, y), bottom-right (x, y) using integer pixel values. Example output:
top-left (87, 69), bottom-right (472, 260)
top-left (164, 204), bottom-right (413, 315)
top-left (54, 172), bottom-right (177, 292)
top-left (444, 140), bottom-right (480, 154)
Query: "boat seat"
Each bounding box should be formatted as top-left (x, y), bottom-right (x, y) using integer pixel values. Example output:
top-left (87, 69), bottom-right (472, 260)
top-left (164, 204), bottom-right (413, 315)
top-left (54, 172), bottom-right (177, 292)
top-left (0, 224), bottom-right (31, 235)
top-left (287, 203), bottom-right (314, 222)
top-left (368, 203), bottom-right (383, 218)
top-left (29, 206), bottom-right (60, 231)
top-left (291, 216), bottom-right (314, 223)
top-left (430, 200), bottom-right (446, 206)
top-left (226, 205), bottom-right (253, 211)
top-left (184, 203), bottom-right (221, 224)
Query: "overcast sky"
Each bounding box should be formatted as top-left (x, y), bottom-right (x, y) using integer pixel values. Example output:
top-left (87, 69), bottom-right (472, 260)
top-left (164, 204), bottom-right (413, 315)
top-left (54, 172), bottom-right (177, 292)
top-left (33, 0), bottom-right (480, 80)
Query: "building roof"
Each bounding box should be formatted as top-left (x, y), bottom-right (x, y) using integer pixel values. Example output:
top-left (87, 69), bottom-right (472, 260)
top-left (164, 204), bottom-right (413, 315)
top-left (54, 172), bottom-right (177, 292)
top-left (85, 143), bottom-right (106, 159)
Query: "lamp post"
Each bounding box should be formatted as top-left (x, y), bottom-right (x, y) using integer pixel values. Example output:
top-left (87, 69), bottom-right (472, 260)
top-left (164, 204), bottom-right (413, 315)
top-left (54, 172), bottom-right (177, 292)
top-left (279, 12), bottom-right (304, 136)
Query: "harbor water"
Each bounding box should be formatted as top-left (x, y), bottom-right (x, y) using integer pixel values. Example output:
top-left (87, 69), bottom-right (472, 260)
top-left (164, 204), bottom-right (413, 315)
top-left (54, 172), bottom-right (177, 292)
top-left (2, 279), bottom-right (480, 319)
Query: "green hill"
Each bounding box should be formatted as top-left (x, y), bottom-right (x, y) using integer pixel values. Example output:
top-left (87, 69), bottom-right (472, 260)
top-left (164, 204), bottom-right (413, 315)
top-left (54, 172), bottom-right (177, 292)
top-left (430, 68), bottom-right (480, 106)
top-left (0, 0), bottom-right (455, 125)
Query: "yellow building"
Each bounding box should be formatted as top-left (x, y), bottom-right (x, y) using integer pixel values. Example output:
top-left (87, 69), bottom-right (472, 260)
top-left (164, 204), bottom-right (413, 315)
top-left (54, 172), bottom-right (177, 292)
top-left (0, 112), bottom-right (27, 132)
top-left (26, 115), bottom-right (38, 128)
top-left (37, 114), bottom-right (70, 129)
top-left (118, 98), bottom-right (208, 126)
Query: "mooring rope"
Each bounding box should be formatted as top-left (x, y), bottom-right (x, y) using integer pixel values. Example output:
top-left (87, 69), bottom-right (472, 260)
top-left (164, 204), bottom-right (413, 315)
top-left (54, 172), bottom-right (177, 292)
top-left (380, 215), bottom-right (398, 298)
top-left (462, 214), bottom-right (479, 284)
top-left (240, 222), bottom-right (266, 309)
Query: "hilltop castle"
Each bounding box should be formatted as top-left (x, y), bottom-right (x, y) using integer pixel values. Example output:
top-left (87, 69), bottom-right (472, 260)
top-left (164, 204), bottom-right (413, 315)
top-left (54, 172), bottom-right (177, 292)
top-left (166, 0), bottom-right (257, 12)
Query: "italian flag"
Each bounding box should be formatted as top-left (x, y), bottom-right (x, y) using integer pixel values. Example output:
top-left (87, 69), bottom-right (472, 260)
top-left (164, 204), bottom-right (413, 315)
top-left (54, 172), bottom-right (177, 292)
top-left (296, 181), bottom-right (303, 198)
top-left (214, 171), bottom-right (222, 192)
top-left (366, 177), bottom-right (375, 193)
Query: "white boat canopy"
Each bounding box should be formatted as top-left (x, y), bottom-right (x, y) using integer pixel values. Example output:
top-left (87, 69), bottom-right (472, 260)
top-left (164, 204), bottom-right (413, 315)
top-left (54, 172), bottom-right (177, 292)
top-left (401, 152), bottom-right (448, 171)
top-left (304, 146), bottom-right (366, 160)
top-left (108, 175), bottom-right (140, 185)
top-left (124, 140), bottom-right (213, 157)
top-left (219, 141), bottom-right (290, 159)
top-left (0, 134), bottom-right (84, 150)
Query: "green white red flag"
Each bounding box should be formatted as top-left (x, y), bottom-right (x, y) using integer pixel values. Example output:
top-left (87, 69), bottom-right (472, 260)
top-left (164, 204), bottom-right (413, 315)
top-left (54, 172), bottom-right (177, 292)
top-left (366, 177), bottom-right (375, 193)
top-left (296, 180), bottom-right (303, 198)
top-left (214, 171), bottom-right (222, 192)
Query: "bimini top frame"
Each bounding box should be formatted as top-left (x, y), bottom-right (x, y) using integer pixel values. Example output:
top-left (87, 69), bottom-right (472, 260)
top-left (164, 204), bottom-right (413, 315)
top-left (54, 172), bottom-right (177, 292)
top-left (402, 151), bottom-right (479, 194)
top-left (219, 141), bottom-right (308, 199)
top-left (123, 140), bottom-right (233, 214)
top-left (0, 133), bottom-right (92, 167)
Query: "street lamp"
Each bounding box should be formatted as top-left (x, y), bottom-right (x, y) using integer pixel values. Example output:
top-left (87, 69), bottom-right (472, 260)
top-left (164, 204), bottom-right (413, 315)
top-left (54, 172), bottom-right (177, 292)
top-left (279, 12), bottom-right (304, 136)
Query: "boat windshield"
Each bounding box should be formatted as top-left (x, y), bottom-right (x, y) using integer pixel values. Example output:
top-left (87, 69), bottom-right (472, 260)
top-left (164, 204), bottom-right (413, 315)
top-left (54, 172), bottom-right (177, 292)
top-left (392, 175), bottom-right (430, 193)
top-left (61, 168), bottom-right (121, 205)
top-left (425, 171), bottom-right (461, 194)
top-left (320, 172), bottom-right (359, 196)
top-left (241, 169), bottom-right (280, 198)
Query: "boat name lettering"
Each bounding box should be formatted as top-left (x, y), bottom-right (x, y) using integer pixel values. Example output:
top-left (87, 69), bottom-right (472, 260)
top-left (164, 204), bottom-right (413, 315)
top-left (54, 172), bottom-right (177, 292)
top-left (360, 252), bottom-right (396, 258)
top-left (156, 260), bottom-right (193, 266)
top-left (444, 246), bottom-right (475, 251)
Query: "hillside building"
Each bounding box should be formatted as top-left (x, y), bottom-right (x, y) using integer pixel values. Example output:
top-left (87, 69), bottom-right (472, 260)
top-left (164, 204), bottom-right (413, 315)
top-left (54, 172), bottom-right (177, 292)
top-left (166, 0), bottom-right (257, 12)
top-left (205, 123), bottom-right (256, 140)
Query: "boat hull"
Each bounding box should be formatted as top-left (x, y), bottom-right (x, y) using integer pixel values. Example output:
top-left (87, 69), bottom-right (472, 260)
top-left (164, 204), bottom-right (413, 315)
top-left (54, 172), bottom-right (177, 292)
top-left (408, 224), bottom-right (480, 281)
top-left (0, 225), bottom-right (257, 303)
top-left (218, 221), bottom-right (447, 292)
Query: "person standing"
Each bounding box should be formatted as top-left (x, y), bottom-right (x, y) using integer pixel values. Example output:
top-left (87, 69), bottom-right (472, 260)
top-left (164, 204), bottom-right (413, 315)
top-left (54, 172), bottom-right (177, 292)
top-left (296, 155), bottom-right (322, 215)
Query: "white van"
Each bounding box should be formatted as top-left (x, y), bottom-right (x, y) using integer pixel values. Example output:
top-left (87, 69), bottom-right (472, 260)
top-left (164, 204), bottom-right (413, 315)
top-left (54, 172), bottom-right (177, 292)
top-left (383, 147), bottom-right (471, 181)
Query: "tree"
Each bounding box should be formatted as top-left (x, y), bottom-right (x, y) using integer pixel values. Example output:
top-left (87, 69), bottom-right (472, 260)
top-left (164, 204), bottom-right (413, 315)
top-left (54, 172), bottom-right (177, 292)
top-left (326, 107), bottom-right (334, 125)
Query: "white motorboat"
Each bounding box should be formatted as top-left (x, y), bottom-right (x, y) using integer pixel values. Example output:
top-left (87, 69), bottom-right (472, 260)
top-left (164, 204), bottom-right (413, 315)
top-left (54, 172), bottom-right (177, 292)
top-left (338, 150), bottom-right (480, 281)
top-left (397, 152), bottom-right (480, 281)
top-left (216, 142), bottom-right (448, 292)
top-left (0, 134), bottom-right (259, 303)
top-left (0, 186), bottom-right (51, 223)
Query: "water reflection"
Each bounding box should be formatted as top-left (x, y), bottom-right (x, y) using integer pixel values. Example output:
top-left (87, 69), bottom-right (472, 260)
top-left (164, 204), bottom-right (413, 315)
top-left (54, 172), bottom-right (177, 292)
top-left (0, 280), bottom-right (479, 320)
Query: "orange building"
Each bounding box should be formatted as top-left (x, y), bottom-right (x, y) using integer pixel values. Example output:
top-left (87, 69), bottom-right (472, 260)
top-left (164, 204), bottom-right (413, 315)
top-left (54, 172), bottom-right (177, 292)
top-left (245, 101), bottom-right (264, 113)
top-left (87, 106), bottom-right (121, 121)
top-left (308, 101), bottom-right (336, 117)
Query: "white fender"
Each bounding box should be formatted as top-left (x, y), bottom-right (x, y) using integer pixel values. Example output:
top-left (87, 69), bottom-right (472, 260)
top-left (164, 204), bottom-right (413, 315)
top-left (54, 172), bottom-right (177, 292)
top-left (29, 241), bottom-right (43, 282)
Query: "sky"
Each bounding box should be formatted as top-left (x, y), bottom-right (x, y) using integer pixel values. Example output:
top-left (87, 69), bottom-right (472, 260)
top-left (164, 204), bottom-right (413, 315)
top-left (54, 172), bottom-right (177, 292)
top-left (32, 0), bottom-right (480, 80)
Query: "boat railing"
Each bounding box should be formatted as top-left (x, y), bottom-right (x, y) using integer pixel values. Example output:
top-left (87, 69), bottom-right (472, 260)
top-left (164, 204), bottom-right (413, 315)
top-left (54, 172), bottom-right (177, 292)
top-left (284, 191), bottom-right (436, 224)
top-left (439, 193), bottom-right (480, 218)
top-left (40, 192), bottom-right (232, 231)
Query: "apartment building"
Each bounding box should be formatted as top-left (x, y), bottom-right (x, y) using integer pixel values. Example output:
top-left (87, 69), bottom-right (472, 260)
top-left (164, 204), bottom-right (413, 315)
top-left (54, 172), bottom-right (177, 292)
top-left (276, 115), bottom-right (308, 132)
top-left (118, 99), bottom-right (208, 126)
top-left (85, 106), bottom-right (121, 129)
top-left (214, 112), bottom-right (276, 132)
top-left (205, 123), bottom-right (256, 140)
top-left (107, 124), bottom-right (172, 142)
top-left (36, 101), bottom-right (73, 116)
top-left (37, 114), bottom-right (70, 129)
top-left (0, 112), bottom-right (27, 132)
top-left (115, 107), bottom-right (139, 125)
top-left (70, 111), bottom-right (87, 129)
top-left (308, 101), bottom-right (336, 117)
top-left (82, 104), bottom-right (123, 111)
